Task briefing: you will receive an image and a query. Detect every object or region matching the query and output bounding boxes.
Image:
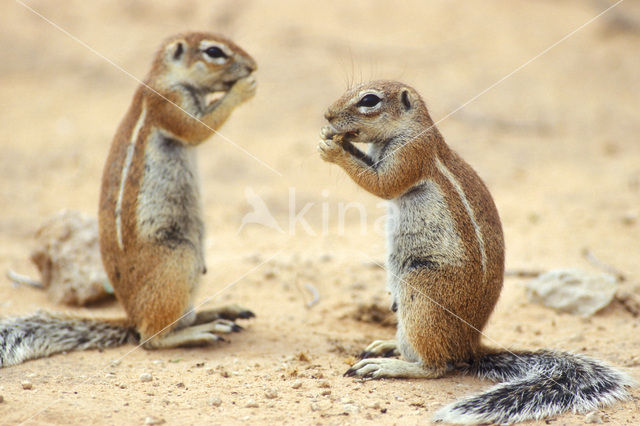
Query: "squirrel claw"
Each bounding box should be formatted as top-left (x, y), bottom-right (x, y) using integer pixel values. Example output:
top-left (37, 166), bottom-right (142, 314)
top-left (343, 367), bottom-right (357, 377)
top-left (236, 310), bottom-right (256, 319)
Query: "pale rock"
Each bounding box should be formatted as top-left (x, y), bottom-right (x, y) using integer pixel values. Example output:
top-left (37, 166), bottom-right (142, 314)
top-left (525, 268), bottom-right (617, 317)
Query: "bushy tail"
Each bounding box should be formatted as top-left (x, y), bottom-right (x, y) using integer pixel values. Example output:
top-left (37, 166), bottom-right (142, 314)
top-left (433, 349), bottom-right (635, 424)
top-left (0, 311), bottom-right (137, 368)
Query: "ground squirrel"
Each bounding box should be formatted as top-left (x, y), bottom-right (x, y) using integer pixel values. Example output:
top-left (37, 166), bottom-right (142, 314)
top-left (318, 80), bottom-right (633, 424)
top-left (1, 32), bottom-right (257, 367)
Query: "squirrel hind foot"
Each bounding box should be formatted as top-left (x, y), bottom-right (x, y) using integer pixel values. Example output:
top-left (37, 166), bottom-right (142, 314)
top-left (345, 358), bottom-right (446, 380)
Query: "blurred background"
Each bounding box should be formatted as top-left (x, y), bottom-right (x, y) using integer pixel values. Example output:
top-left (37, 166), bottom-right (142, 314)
top-left (1, 1), bottom-right (639, 424)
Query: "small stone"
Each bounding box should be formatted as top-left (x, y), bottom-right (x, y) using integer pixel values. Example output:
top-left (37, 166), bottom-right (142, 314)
top-left (246, 399), bottom-right (259, 408)
top-left (368, 401), bottom-right (381, 410)
top-left (317, 380), bottom-right (330, 388)
top-left (144, 416), bottom-right (165, 425)
top-left (585, 411), bottom-right (603, 424)
top-left (140, 373), bottom-right (153, 383)
top-left (621, 211), bottom-right (638, 226)
top-left (320, 390), bottom-right (331, 396)
top-left (21, 381), bottom-right (33, 390)
top-left (208, 397), bottom-right (222, 407)
top-left (110, 360), bottom-right (121, 367)
top-left (310, 402), bottom-right (321, 411)
top-left (292, 380), bottom-right (303, 389)
top-left (0, 395), bottom-right (4, 403)
top-left (343, 403), bottom-right (360, 414)
top-left (525, 268), bottom-right (618, 317)
top-left (297, 352), bottom-right (311, 363)
top-left (264, 389), bottom-right (278, 399)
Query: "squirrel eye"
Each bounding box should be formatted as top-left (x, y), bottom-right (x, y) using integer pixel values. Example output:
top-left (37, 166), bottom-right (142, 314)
top-left (204, 46), bottom-right (227, 59)
top-left (357, 94), bottom-right (381, 108)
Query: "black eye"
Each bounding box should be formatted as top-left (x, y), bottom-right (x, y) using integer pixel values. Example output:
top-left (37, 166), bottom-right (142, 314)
top-left (204, 46), bottom-right (227, 59)
top-left (357, 94), bottom-right (381, 108)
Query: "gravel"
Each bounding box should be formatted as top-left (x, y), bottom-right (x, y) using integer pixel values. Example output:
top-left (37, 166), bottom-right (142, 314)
top-left (140, 373), bottom-right (153, 383)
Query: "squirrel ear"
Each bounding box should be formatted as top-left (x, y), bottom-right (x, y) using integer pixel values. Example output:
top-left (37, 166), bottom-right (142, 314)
top-left (173, 42), bottom-right (184, 60)
top-left (165, 40), bottom-right (185, 63)
top-left (401, 90), bottom-right (411, 111)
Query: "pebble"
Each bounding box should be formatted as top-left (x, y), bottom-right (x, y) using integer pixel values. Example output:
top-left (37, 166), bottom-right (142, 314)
top-left (208, 397), bottom-right (222, 407)
top-left (317, 380), bottom-right (330, 388)
top-left (585, 411), bottom-right (603, 424)
top-left (264, 389), bottom-right (278, 399)
top-left (621, 211), bottom-right (638, 226)
top-left (21, 381), bottom-right (33, 390)
top-left (0, 395), bottom-right (4, 403)
top-left (343, 403), bottom-right (360, 414)
top-left (245, 399), bottom-right (259, 408)
top-left (292, 380), bottom-right (303, 389)
top-left (144, 416), bottom-right (165, 425)
top-left (525, 268), bottom-right (617, 317)
top-left (140, 373), bottom-right (153, 383)
top-left (310, 402), bottom-right (321, 412)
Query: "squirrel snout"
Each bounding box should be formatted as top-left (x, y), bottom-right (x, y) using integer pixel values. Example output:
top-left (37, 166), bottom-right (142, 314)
top-left (245, 58), bottom-right (257, 73)
top-left (324, 110), bottom-right (336, 122)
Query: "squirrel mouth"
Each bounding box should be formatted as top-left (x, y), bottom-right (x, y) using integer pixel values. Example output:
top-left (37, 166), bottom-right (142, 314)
top-left (343, 131), bottom-right (359, 142)
top-left (204, 79), bottom-right (239, 105)
top-left (205, 89), bottom-right (227, 105)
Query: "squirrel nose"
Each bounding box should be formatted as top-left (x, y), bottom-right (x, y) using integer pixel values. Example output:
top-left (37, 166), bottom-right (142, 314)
top-left (246, 57), bottom-right (257, 73)
top-left (324, 110), bottom-right (336, 122)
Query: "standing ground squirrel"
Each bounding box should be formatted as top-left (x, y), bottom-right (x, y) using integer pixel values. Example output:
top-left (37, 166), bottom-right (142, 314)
top-left (318, 80), bottom-right (633, 424)
top-left (0, 32), bottom-right (257, 367)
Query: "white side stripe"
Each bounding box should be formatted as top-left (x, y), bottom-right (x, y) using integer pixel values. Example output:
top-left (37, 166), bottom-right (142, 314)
top-left (435, 157), bottom-right (487, 275)
top-left (115, 102), bottom-right (147, 250)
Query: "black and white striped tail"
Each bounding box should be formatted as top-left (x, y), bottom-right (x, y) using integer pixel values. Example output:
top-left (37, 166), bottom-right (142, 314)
top-left (0, 311), bottom-right (135, 368)
top-left (433, 350), bottom-right (635, 424)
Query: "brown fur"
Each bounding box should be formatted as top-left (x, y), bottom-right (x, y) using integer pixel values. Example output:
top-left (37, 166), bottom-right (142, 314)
top-left (320, 80), bottom-right (503, 370)
top-left (320, 81), bottom-right (632, 424)
top-left (99, 32), bottom-right (257, 348)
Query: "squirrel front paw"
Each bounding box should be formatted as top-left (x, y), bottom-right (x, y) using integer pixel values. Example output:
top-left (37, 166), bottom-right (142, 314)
top-left (318, 127), bottom-right (348, 163)
top-left (228, 75), bottom-right (257, 103)
top-left (318, 136), bottom-right (347, 163)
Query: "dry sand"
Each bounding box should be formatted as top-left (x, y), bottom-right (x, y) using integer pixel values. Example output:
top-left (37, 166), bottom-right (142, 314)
top-left (1, 1), bottom-right (639, 424)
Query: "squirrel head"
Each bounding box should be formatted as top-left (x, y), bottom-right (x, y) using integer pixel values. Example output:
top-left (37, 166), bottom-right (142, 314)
top-left (324, 80), bottom-right (433, 144)
top-left (149, 32), bottom-right (257, 94)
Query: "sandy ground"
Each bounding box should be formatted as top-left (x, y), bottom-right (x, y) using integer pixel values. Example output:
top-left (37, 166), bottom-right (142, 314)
top-left (1, 0), bottom-right (640, 424)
